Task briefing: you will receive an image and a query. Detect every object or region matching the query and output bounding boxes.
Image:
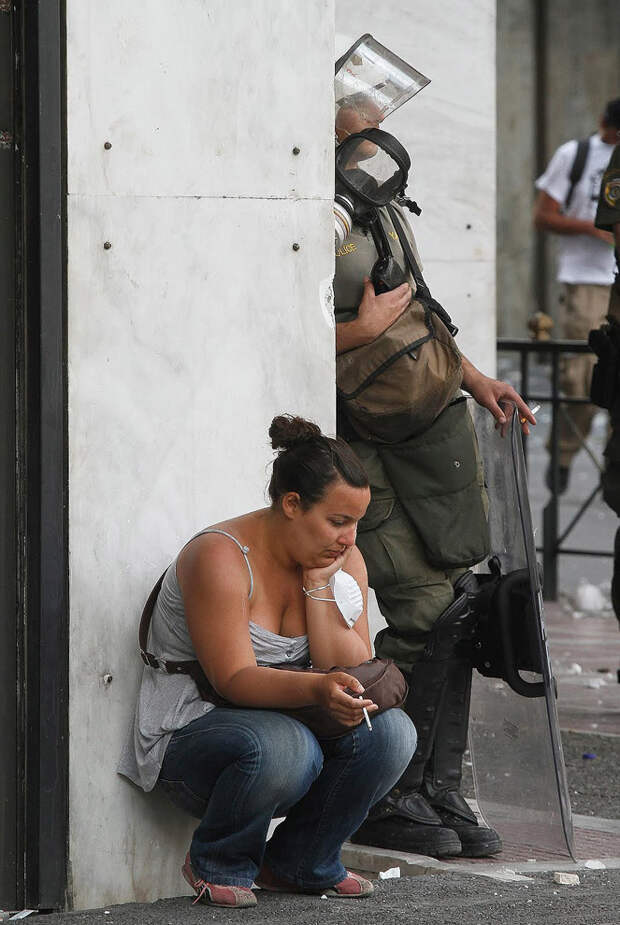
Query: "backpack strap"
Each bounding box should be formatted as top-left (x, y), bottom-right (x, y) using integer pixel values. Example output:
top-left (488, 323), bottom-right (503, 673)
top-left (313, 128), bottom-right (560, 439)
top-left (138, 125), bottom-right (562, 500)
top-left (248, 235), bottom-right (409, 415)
top-left (139, 569), bottom-right (174, 669)
top-left (564, 137), bottom-right (590, 211)
top-left (138, 529), bottom-right (254, 674)
top-left (138, 569), bottom-right (207, 679)
top-left (386, 204), bottom-right (459, 337)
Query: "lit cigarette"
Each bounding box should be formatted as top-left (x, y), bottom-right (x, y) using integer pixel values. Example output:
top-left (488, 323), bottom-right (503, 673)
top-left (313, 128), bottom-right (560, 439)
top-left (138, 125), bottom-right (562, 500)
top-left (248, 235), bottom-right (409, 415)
top-left (359, 695), bottom-right (373, 731)
top-left (520, 403), bottom-right (540, 424)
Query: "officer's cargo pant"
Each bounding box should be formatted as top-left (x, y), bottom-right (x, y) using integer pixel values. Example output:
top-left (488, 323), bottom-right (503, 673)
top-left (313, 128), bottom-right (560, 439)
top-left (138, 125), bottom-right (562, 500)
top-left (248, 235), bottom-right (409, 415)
top-left (556, 283), bottom-right (611, 468)
top-left (602, 276), bottom-right (620, 516)
top-left (350, 401), bottom-right (489, 673)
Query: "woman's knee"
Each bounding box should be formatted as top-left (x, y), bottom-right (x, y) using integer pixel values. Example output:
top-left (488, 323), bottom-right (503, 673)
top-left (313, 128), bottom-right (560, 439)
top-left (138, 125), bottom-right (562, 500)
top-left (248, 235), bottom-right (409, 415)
top-left (366, 708), bottom-right (417, 775)
top-left (242, 713), bottom-right (324, 808)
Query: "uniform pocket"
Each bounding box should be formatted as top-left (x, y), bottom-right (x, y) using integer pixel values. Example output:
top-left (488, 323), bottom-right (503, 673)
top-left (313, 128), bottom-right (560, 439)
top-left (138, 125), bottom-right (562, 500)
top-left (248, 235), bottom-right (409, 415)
top-left (378, 402), bottom-right (490, 568)
top-left (357, 498), bottom-right (394, 533)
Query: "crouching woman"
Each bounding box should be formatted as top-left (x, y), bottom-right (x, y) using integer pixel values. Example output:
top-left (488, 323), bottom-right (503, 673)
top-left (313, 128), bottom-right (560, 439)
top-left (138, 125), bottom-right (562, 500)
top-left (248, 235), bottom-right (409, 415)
top-left (118, 415), bottom-right (416, 909)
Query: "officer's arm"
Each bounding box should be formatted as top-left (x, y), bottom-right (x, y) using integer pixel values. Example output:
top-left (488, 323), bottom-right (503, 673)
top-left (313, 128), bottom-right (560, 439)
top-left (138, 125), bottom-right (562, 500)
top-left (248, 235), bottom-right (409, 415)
top-left (461, 355), bottom-right (536, 433)
top-left (533, 190), bottom-right (613, 243)
top-left (335, 278), bottom-right (411, 355)
top-left (336, 316), bottom-right (377, 354)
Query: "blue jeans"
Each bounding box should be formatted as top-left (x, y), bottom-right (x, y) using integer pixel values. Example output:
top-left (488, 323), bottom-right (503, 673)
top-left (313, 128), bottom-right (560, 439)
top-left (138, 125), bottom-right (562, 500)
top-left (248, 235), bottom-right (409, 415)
top-left (158, 706), bottom-right (416, 888)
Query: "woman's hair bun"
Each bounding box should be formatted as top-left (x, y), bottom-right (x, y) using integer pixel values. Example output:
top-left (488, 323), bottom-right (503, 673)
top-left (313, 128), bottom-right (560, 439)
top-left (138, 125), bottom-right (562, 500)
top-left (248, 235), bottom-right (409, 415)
top-left (269, 414), bottom-right (322, 451)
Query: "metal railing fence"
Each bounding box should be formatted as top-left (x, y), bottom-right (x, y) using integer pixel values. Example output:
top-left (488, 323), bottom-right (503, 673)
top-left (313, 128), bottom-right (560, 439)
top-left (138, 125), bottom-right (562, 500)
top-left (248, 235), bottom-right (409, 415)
top-left (497, 338), bottom-right (612, 600)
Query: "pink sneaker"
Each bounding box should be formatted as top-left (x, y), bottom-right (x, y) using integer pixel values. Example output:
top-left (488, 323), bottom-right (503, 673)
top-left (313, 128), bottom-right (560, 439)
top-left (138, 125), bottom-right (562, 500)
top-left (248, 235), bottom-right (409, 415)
top-left (324, 871), bottom-right (374, 897)
top-left (182, 853), bottom-right (257, 908)
top-left (256, 864), bottom-right (373, 898)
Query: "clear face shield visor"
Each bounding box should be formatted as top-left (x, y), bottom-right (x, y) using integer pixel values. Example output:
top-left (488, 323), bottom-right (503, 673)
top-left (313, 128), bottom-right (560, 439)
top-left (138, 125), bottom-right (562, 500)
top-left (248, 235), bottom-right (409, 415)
top-left (335, 33), bottom-right (430, 133)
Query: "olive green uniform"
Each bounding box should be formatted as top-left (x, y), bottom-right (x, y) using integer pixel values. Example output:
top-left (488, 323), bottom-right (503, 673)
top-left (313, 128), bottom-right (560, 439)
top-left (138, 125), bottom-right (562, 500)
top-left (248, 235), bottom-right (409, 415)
top-left (595, 147), bottom-right (620, 528)
top-left (595, 145), bottom-right (620, 324)
top-left (335, 205), bottom-right (489, 671)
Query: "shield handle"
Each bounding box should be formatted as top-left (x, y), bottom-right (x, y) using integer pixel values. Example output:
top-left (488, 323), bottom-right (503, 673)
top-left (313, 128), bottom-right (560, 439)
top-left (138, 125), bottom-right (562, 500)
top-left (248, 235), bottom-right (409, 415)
top-left (496, 569), bottom-right (545, 698)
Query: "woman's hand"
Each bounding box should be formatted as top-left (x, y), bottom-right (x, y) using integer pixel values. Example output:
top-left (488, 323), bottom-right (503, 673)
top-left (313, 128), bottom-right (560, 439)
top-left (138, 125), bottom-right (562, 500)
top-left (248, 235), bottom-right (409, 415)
top-left (302, 545), bottom-right (353, 590)
top-left (315, 672), bottom-right (378, 727)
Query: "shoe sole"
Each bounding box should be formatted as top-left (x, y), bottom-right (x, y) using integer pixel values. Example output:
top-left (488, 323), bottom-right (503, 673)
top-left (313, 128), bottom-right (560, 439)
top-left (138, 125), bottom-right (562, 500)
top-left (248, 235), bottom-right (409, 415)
top-left (351, 826), bottom-right (462, 858)
top-left (257, 881), bottom-right (373, 899)
top-left (182, 865), bottom-right (256, 908)
top-left (455, 832), bottom-right (503, 859)
top-left (323, 889), bottom-right (373, 899)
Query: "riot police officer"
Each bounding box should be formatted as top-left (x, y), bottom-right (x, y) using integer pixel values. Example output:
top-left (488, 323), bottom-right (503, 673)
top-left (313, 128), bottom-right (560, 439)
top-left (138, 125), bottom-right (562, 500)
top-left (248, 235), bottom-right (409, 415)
top-left (333, 35), bottom-right (535, 858)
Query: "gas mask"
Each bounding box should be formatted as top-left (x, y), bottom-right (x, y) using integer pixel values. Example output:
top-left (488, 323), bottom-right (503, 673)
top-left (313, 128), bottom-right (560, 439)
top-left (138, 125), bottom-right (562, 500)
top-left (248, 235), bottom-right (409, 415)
top-left (334, 127), bottom-right (421, 292)
top-left (334, 35), bottom-right (430, 293)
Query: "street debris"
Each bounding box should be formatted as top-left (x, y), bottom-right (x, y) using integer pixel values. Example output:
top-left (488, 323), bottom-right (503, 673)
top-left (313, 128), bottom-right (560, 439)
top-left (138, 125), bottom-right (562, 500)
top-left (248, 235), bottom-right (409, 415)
top-left (566, 663), bottom-right (583, 674)
top-left (9, 914), bottom-right (36, 921)
top-left (584, 860), bottom-right (606, 869)
top-left (495, 868), bottom-right (534, 882)
top-left (586, 678), bottom-right (606, 688)
top-left (378, 867), bottom-right (401, 880)
top-left (575, 581), bottom-right (607, 612)
top-left (582, 752), bottom-right (597, 760)
top-left (553, 872), bottom-right (580, 885)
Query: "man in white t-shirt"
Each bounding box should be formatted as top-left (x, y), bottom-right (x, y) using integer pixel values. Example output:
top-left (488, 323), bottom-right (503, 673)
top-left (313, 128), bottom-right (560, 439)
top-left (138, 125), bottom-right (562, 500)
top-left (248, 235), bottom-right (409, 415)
top-left (534, 98), bottom-right (619, 493)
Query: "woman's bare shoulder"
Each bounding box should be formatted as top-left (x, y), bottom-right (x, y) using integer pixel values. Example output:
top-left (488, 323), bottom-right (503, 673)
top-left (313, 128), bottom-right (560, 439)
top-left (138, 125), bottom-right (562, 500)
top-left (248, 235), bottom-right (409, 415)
top-left (177, 525), bottom-right (253, 596)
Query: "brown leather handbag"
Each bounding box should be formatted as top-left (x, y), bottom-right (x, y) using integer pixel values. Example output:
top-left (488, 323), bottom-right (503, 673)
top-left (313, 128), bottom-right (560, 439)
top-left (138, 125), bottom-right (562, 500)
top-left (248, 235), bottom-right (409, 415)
top-left (138, 572), bottom-right (408, 739)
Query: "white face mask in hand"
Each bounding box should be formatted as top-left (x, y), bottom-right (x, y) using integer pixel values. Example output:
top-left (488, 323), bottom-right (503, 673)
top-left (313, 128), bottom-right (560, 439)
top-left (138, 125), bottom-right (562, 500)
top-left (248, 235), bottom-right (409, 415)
top-left (329, 569), bottom-right (364, 628)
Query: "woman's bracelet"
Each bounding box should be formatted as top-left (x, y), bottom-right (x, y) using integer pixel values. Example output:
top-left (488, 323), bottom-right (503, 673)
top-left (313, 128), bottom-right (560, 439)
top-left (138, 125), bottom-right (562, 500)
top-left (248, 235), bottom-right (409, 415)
top-left (302, 584), bottom-right (338, 603)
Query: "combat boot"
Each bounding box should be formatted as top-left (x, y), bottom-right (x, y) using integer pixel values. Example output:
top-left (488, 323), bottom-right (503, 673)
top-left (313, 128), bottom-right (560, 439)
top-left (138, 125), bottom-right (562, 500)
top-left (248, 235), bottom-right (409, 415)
top-left (352, 582), bottom-right (501, 858)
top-left (420, 655), bottom-right (501, 858)
top-left (351, 648), bottom-right (461, 856)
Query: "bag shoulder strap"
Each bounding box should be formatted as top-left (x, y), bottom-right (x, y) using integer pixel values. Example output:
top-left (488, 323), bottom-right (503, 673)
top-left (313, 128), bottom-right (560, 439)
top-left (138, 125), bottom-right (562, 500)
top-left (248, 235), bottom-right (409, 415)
top-left (386, 204), bottom-right (459, 337)
top-left (138, 529), bottom-right (254, 673)
top-left (564, 137), bottom-right (590, 211)
top-left (139, 569), bottom-right (168, 667)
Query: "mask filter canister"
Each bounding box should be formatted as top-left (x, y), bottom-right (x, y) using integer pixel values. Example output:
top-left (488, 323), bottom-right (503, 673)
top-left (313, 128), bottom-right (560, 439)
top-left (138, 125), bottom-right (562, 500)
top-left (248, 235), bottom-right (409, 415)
top-left (334, 192), bottom-right (355, 249)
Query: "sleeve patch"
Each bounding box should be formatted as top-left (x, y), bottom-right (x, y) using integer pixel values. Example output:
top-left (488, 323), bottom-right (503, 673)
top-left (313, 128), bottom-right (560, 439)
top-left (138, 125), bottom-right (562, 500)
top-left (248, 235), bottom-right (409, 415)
top-left (604, 174), bottom-right (620, 209)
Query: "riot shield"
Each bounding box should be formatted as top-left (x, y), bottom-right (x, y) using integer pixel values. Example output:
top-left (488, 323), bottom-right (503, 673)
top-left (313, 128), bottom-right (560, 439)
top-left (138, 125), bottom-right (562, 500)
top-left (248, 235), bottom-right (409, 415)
top-left (469, 401), bottom-right (575, 860)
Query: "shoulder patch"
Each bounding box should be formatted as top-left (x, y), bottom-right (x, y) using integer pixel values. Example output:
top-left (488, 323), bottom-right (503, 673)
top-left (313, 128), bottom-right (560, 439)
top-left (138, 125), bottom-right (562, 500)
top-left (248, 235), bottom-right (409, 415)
top-left (604, 173), bottom-right (620, 209)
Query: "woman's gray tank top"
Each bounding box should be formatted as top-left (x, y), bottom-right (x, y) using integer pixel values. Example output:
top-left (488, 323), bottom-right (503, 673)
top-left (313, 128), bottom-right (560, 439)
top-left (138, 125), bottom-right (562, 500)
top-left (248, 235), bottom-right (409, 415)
top-left (117, 528), bottom-right (310, 792)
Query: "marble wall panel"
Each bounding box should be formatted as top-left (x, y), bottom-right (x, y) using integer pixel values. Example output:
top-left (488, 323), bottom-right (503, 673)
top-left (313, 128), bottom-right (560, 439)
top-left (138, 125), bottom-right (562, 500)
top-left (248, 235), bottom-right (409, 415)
top-left (65, 1), bottom-right (496, 907)
top-left (67, 193), bottom-right (334, 908)
top-left (66, 0), bottom-right (333, 199)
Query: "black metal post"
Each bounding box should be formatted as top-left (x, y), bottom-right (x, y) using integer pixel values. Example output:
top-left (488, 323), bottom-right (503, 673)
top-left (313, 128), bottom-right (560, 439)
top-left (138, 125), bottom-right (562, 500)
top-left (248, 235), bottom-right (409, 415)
top-left (533, 0), bottom-right (548, 317)
top-left (14, 0), bottom-right (68, 910)
top-left (542, 349), bottom-right (559, 599)
top-left (0, 0), bottom-right (18, 910)
top-left (34, 0), bottom-right (68, 909)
